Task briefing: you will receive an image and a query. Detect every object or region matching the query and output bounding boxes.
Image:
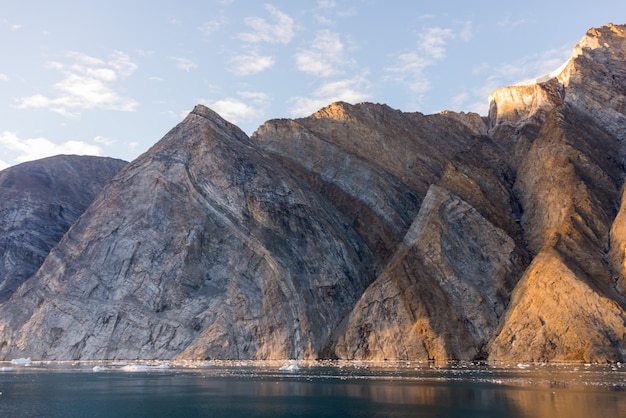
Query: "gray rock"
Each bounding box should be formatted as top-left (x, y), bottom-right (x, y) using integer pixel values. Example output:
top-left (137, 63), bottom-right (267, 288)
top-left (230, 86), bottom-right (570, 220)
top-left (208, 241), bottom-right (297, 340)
top-left (0, 155), bottom-right (126, 302)
top-left (2, 23), bottom-right (626, 363)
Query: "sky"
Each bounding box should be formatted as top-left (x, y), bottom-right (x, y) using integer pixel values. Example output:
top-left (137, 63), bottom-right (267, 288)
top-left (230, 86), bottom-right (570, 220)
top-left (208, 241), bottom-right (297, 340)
top-left (1, 1), bottom-right (624, 169)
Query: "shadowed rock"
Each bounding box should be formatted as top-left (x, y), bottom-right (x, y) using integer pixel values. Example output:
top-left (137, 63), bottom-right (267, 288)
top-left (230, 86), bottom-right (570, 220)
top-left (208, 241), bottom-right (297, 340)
top-left (1, 23), bottom-right (626, 362)
top-left (0, 155), bottom-right (126, 302)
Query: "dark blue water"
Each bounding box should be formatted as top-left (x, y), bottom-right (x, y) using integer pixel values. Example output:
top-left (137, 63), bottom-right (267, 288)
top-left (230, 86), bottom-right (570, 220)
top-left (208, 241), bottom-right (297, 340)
top-left (1, 361), bottom-right (625, 417)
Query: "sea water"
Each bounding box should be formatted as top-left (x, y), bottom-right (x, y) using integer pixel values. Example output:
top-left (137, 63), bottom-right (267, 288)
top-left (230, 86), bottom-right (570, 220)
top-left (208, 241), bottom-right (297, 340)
top-left (0, 360), bottom-right (625, 417)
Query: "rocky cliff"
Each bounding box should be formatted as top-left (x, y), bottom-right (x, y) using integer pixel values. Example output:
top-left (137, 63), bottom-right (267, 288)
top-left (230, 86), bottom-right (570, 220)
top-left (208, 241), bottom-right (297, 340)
top-left (1, 23), bottom-right (625, 362)
top-left (0, 156), bottom-right (126, 303)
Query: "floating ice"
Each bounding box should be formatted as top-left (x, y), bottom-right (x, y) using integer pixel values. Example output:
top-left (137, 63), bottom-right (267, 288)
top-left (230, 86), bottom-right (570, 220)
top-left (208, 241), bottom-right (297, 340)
top-left (1, 367), bottom-right (16, 372)
top-left (121, 363), bottom-right (171, 372)
top-left (10, 357), bottom-right (31, 365)
top-left (279, 364), bottom-right (300, 372)
top-left (92, 366), bottom-right (108, 372)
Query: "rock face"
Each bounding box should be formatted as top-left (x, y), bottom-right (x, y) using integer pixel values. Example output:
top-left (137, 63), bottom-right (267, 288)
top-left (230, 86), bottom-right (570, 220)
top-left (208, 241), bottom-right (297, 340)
top-left (0, 155), bottom-right (126, 303)
top-left (1, 23), bottom-right (626, 362)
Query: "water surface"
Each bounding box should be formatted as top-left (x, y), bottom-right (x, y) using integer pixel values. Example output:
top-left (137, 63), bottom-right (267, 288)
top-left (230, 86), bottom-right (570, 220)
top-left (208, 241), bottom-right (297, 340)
top-left (0, 360), bottom-right (624, 417)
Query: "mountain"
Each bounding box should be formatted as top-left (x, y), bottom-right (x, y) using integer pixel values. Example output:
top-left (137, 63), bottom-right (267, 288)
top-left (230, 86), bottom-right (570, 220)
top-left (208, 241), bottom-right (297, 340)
top-left (0, 23), bottom-right (625, 362)
top-left (0, 155), bottom-right (126, 303)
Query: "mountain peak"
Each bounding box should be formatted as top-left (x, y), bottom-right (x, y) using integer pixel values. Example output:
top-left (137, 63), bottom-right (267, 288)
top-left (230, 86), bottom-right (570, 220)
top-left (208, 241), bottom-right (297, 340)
top-left (1, 24), bottom-right (625, 362)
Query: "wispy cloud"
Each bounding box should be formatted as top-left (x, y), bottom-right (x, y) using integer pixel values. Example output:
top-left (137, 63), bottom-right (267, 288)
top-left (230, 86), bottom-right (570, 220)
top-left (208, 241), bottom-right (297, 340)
top-left (170, 56), bottom-right (198, 72)
top-left (229, 50), bottom-right (275, 75)
top-left (496, 14), bottom-right (536, 29)
top-left (483, 44), bottom-right (572, 86)
top-left (384, 26), bottom-right (459, 101)
top-left (452, 43), bottom-right (573, 115)
top-left (198, 17), bottom-right (226, 39)
top-left (201, 91), bottom-right (270, 125)
top-left (288, 75), bottom-right (369, 117)
top-left (1, 17), bottom-right (22, 31)
top-left (0, 131), bottom-right (102, 164)
top-left (0, 72), bottom-right (8, 81)
top-left (238, 4), bottom-right (294, 44)
top-left (14, 51), bottom-right (138, 117)
top-left (295, 29), bottom-right (347, 77)
top-left (419, 27), bottom-right (455, 59)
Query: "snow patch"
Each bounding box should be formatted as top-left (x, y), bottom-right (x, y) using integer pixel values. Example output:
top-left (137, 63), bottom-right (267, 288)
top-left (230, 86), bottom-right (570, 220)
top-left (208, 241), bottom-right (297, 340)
top-left (0, 367), bottom-right (16, 372)
top-left (10, 357), bottom-right (31, 365)
top-left (92, 366), bottom-right (108, 372)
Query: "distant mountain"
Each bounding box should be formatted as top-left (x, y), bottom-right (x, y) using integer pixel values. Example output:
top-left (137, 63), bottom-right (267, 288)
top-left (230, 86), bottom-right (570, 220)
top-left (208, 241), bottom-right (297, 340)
top-left (0, 155), bottom-right (126, 302)
top-left (0, 23), bottom-right (625, 362)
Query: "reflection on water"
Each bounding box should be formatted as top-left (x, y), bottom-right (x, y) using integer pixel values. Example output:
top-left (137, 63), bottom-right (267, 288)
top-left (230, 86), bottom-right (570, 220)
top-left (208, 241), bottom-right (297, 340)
top-left (0, 360), bottom-right (624, 417)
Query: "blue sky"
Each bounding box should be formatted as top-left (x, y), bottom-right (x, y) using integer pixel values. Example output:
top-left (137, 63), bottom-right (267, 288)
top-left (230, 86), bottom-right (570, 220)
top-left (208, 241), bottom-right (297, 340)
top-left (0, 1), bottom-right (623, 168)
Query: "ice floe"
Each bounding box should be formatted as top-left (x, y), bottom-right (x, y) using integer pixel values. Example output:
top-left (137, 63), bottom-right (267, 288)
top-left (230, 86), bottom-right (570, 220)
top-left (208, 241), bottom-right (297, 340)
top-left (120, 363), bottom-right (171, 372)
top-left (279, 364), bottom-right (300, 372)
top-left (10, 357), bottom-right (31, 365)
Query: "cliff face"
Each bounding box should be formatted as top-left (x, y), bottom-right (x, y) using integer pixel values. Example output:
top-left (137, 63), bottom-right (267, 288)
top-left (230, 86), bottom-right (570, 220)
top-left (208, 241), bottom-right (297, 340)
top-left (0, 155), bottom-right (126, 303)
top-left (1, 23), bottom-right (625, 362)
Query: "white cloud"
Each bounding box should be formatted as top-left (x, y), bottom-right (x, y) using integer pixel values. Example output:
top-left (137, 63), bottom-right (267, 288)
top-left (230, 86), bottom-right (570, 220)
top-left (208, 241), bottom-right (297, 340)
top-left (384, 51), bottom-right (433, 94)
top-left (93, 135), bottom-right (116, 146)
top-left (1, 18), bottom-right (21, 31)
top-left (0, 131), bottom-right (102, 164)
top-left (317, 0), bottom-right (336, 7)
top-left (384, 26), bottom-right (458, 97)
top-left (0, 159), bottom-right (9, 171)
top-left (203, 98), bottom-right (261, 123)
top-left (497, 15), bottom-right (535, 29)
top-left (170, 57), bottom-right (198, 72)
top-left (199, 17), bottom-right (226, 38)
top-left (295, 29), bottom-right (346, 77)
top-left (0, 72), bottom-right (8, 81)
top-left (201, 91), bottom-right (269, 124)
top-left (419, 27), bottom-right (454, 59)
top-left (485, 44), bottom-right (572, 87)
top-left (453, 44), bottom-right (572, 116)
top-left (458, 21), bottom-right (473, 42)
top-left (288, 75), bottom-right (369, 117)
top-left (14, 50), bottom-right (138, 117)
top-left (238, 4), bottom-right (294, 44)
top-left (229, 51), bottom-right (275, 75)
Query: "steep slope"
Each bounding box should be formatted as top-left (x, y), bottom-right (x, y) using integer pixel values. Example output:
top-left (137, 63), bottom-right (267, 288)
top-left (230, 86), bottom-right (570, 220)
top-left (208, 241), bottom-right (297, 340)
top-left (0, 106), bottom-right (377, 360)
top-left (251, 102), bottom-right (483, 265)
top-left (0, 155), bottom-right (126, 302)
top-left (488, 23), bottom-right (626, 362)
top-left (330, 23), bottom-right (626, 362)
top-left (0, 23), bottom-right (625, 363)
top-left (333, 135), bottom-right (528, 360)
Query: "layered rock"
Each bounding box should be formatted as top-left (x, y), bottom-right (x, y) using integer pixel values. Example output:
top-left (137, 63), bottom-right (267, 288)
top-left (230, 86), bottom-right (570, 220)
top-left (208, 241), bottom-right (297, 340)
top-left (1, 23), bottom-right (626, 362)
top-left (488, 23), bottom-right (626, 362)
top-left (251, 103), bottom-right (483, 265)
top-left (0, 106), bottom-right (378, 360)
top-left (0, 155), bottom-right (126, 302)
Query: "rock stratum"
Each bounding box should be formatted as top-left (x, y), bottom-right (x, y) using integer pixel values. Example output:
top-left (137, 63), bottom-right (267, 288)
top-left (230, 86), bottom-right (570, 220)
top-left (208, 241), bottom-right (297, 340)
top-left (1, 23), bottom-right (626, 362)
top-left (0, 156), bottom-right (126, 303)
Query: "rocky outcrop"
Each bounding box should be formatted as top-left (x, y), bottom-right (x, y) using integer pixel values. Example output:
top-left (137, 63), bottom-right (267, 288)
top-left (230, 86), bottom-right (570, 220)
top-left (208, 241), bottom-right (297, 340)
top-left (0, 106), bottom-right (380, 360)
top-left (487, 23), bottom-right (626, 362)
top-left (251, 103), bottom-right (482, 265)
top-left (0, 155), bottom-right (126, 302)
top-left (1, 23), bottom-right (626, 362)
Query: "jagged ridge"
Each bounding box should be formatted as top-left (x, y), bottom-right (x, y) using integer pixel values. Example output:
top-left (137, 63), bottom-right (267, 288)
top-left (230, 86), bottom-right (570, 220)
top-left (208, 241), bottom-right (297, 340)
top-left (0, 23), bottom-right (625, 362)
